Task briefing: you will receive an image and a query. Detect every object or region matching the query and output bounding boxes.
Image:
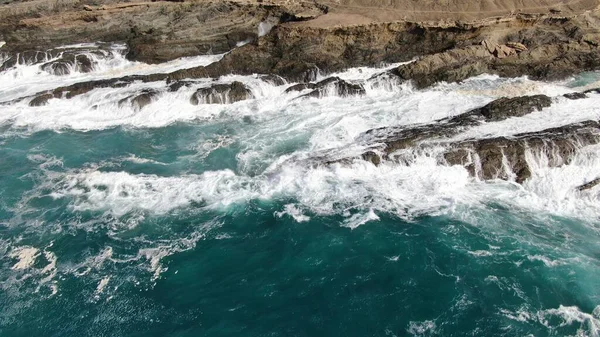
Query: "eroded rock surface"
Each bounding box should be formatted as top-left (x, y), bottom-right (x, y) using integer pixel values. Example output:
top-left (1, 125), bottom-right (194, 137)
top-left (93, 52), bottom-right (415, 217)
top-left (190, 81), bottom-right (252, 105)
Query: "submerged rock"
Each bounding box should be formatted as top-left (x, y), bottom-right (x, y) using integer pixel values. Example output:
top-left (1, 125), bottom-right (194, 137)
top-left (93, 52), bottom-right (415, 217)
top-left (190, 81), bottom-right (252, 105)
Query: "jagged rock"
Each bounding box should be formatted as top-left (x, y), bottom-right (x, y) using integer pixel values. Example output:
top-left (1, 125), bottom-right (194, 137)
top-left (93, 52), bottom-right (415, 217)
top-left (494, 44), bottom-right (517, 58)
top-left (393, 42), bottom-right (600, 88)
top-left (482, 39), bottom-right (496, 54)
top-left (362, 95), bottom-right (553, 155)
top-left (564, 92), bottom-right (588, 100)
top-left (361, 151), bottom-right (381, 166)
top-left (506, 42), bottom-right (528, 52)
top-left (465, 95), bottom-right (551, 122)
top-left (258, 74), bottom-right (286, 86)
top-left (28, 93), bottom-right (54, 106)
top-left (168, 80), bottom-right (195, 92)
top-left (51, 78), bottom-right (133, 99)
top-left (190, 81), bottom-right (252, 105)
top-left (0, 50), bottom-right (57, 71)
top-left (41, 54), bottom-right (95, 75)
top-left (118, 90), bottom-right (158, 110)
top-left (576, 177), bottom-right (600, 191)
top-left (285, 77), bottom-right (365, 98)
top-left (358, 120), bottom-right (600, 184)
top-left (350, 95), bottom-right (600, 184)
top-left (444, 121), bottom-right (600, 183)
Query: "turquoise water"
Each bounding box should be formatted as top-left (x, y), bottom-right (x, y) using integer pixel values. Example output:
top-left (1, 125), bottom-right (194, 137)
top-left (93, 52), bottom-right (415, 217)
top-left (1, 123), bottom-right (600, 337)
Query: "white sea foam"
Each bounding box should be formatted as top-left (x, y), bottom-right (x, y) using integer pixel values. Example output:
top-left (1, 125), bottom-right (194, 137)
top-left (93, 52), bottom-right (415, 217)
top-left (275, 204), bottom-right (311, 223)
top-left (407, 320), bottom-right (437, 336)
top-left (9, 246), bottom-right (40, 270)
top-left (501, 305), bottom-right (600, 337)
top-left (0, 43), bottom-right (223, 102)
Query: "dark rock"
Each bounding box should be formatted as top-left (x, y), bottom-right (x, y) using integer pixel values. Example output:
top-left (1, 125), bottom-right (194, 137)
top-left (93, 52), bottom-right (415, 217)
top-left (41, 53), bottom-right (96, 75)
top-left (284, 83), bottom-right (317, 93)
top-left (29, 93), bottom-right (54, 106)
top-left (0, 50), bottom-right (57, 71)
top-left (363, 95), bottom-right (553, 154)
top-left (361, 151), bottom-right (381, 166)
top-left (444, 121), bottom-right (600, 183)
top-left (464, 95), bottom-right (552, 122)
top-left (51, 78), bottom-right (133, 99)
top-left (118, 90), bottom-right (158, 110)
top-left (258, 74), bottom-right (286, 86)
top-left (564, 92), bottom-right (588, 100)
top-left (190, 81), bottom-right (252, 105)
top-left (285, 77), bottom-right (365, 98)
top-left (576, 177), bottom-right (600, 191)
top-left (168, 80), bottom-right (194, 92)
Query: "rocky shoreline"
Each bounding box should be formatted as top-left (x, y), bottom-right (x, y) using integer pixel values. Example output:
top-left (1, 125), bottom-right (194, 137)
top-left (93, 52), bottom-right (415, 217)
top-left (2, 0), bottom-right (600, 187)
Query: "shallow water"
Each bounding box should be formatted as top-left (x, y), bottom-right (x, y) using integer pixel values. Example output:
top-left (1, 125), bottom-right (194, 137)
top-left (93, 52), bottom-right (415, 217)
top-left (1, 44), bottom-right (600, 337)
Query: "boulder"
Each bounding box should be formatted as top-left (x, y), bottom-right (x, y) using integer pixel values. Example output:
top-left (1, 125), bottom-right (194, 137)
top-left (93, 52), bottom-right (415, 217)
top-left (29, 93), bottom-right (54, 106)
top-left (118, 90), bottom-right (158, 110)
top-left (41, 54), bottom-right (95, 75)
top-left (464, 95), bottom-right (552, 122)
top-left (190, 81), bottom-right (252, 105)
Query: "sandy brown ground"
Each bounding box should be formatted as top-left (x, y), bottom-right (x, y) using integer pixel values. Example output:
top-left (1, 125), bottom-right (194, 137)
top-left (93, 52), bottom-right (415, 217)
top-left (303, 0), bottom-right (600, 26)
top-left (1, 0), bottom-right (599, 28)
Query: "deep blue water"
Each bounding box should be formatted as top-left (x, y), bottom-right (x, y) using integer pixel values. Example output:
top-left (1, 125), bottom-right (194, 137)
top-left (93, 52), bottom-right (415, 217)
top-left (1, 123), bottom-right (600, 337)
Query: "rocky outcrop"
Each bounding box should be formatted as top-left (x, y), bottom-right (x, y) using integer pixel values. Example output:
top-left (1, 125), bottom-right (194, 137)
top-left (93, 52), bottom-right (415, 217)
top-left (190, 81), bottom-right (252, 105)
top-left (463, 95), bottom-right (552, 122)
top-left (337, 94), bottom-right (600, 184)
top-left (285, 77), bottom-right (365, 98)
top-left (361, 95), bottom-right (553, 155)
top-left (443, 121), bottom-right (600, 183)
top-left (28, 93), bottom-right (54, 106)
top-left (41, 54), bottom-right (95, 75)
top-left (118, 90), bottom-right (159, 110)
top-left (0, 0), bottom-right (327, 64)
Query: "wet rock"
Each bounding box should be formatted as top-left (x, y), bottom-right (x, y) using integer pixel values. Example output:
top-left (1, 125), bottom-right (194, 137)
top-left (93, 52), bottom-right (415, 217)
top-left (361, 151), bottom-right (381, 166)
top-left (258, 74), bottom-right (286, 86)
top-left (41, 54), bottom-right (95, 75)
top-left (285, 77), bottom-right (365, 98)
top-left (168, 80), bottom-right (195, 92)
top-left (576, 177), bottom-right (600, 191)
top-left (0, 50), bottom-right (57, 71)
top-left (51, 78), bottom-right (133, 99)
top-left (564, 92), bottom-right (588, 100)
top-left (29, 93), bottom-right (54, 106)
top-left (444, 121), bottom-right (600, 183)
top-left (464, 95), bottom-right (552, 122)
top-left (118, 90), bottom-right (158, 110)
top-left (363, 95), bottom-right (553, 154)
top-left (190, 81), bottom-right (252, 105)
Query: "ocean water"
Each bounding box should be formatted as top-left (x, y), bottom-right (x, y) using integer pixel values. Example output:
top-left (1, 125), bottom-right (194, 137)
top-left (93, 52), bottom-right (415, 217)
top-left (1, 44), bottom-right (600, 337)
